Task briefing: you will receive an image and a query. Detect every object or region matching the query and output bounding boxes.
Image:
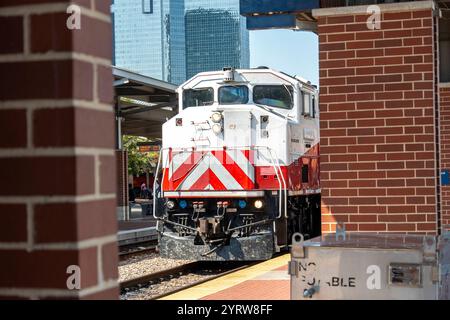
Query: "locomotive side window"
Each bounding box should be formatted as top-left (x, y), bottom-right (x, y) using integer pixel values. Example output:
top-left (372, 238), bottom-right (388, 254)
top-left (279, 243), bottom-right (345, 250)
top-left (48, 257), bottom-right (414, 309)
top-left (312, 95), bottom-right (316, 118)
top-left (183, 88), bottom-right (214, 108)
top-left (302, 92), bottom-right (312, 117)
top-left (302, 92), bottom-right (317, 118)
top-left (219, 85), bottom-right (249, 105)
top-left (253, 85), bottom-right (293, 109)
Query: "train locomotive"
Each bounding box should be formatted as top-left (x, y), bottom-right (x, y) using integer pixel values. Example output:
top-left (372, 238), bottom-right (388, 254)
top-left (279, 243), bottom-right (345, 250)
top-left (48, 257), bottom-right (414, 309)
top-left (153, 67), bottom-right (321, 261)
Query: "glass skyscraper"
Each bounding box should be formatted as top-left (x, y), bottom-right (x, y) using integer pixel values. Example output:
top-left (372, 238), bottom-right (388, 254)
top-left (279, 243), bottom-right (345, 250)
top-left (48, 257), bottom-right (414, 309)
top-left (112, 0), bottom-right (186, 84)
top-left (113, 0), bottom-right (249, 84)
top-left (184, 0), bottom-right (250, 79)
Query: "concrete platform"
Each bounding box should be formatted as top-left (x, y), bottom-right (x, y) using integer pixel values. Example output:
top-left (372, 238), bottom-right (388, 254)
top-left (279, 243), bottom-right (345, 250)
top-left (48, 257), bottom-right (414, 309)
top-left (118, 215), bottom-right (157, 246)
top-left (160, 254), bottom-right (290, 300)
top-left (118, 217), bottom-right (157, 231)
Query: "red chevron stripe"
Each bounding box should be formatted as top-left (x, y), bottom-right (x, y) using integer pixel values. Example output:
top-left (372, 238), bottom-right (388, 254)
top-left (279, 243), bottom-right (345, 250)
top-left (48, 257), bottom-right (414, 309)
top-left (211, 150), bottom-right (254, 189)
top-left (170, 151), bottom-right (205, 189)
top-left (188, 169), bottom-right (210, 190)
top-left (162, 168), bottom-right (170, 191)
top-left (208, 169), bottom-right (227, 190)
top-left (164, 149), bottom-right (255, 191)
top-left (189, 169), bottom-right (227, 191)
top-left (241, 149), bottom-right (254, 163)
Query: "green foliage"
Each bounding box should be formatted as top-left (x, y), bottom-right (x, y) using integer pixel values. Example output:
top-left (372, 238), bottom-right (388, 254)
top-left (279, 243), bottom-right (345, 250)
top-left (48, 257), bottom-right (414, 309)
top-left (122, 135), bottom-right (159, 176)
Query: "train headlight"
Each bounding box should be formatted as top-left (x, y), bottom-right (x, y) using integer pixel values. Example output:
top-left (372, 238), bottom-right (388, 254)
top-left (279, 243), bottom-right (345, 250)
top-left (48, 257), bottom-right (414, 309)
top-left (254, 200), bottom-right (264, 209)
top-left (212, 123), bottom-right (223, 134)
top-left (211, 112), bottom-right (222, 123)
top-left (166, 200), bottom-right (176, 210)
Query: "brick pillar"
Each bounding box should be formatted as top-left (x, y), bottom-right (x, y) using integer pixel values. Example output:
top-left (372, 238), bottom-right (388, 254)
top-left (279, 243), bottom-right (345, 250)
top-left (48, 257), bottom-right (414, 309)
top-left (0, 1), bottom-right (118, 299)
top-left (116, 150), bottom-right (129, 220)
top-left (313, 1), bottom-right (440, 234)
top-left (441, 84), bottom-right (450, 230)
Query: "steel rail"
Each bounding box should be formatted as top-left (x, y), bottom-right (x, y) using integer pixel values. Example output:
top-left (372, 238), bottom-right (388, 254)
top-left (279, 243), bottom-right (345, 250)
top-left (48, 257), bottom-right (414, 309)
top-left (152, 263), bottom-right (253, 300)
top-left (118, 242), bottom-right (158, 260)
top-left (120, 261), bottom-right (201, 290)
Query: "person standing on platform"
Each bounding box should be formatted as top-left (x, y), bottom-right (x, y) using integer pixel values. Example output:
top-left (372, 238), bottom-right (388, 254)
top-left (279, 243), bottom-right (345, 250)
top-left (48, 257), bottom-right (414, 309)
top-left (140, 182), bottom-right (147, 199)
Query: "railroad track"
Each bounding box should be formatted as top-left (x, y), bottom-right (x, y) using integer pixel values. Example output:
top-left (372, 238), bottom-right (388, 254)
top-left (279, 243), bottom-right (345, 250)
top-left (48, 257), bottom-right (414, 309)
top-left (120, 261), bottom-right (253, 300)
top-left (152, 262), bottom-right (252, 300)
top-left (119, 240), bottom-right (158, 260)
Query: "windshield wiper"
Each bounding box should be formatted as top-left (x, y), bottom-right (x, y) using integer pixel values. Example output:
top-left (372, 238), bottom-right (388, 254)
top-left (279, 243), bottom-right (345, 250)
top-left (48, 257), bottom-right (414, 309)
top-left (282, 83), bottom-right (294, 108)
top-left (254, 103), bottom-right (289, 120)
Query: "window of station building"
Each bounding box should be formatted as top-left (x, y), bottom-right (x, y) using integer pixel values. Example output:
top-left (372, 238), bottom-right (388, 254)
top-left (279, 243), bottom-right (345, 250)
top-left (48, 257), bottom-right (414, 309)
top-left (219, 85), bottom-right (249, 105)
top-left (142, 0), bottom-right (153, 14)
top-left (253, 85), bottom-right (294, 109)
top-left (183, 88), bottom-right (214, 108)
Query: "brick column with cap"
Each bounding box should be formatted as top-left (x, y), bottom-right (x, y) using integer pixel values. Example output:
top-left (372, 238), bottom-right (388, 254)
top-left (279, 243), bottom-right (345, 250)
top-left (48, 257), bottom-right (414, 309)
top-left (0, 1), bottom-right (118, 299)
top-left (440, 83), bottom-right (450, 231)
top-left (313, 1), bottom-right (440, 234)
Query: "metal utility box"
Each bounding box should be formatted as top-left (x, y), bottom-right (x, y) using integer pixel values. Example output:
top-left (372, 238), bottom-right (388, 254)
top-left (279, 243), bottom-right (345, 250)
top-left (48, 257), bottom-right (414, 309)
top-left (289, 233), bottom-right (450, 300)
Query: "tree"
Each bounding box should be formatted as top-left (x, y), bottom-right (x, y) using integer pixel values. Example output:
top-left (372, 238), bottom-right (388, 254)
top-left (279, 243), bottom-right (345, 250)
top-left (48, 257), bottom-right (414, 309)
top-left (122, 135), bottom-right (159, 176)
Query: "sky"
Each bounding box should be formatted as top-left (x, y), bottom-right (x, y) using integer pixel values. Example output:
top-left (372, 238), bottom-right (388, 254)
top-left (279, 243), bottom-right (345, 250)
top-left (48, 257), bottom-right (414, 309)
top-left (249, 29), bottom-right (319, 86)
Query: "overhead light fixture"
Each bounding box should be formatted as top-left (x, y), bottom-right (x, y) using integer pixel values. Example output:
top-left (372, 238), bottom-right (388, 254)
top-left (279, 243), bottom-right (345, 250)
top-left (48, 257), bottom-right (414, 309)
top-left (114, 78), bottom-right (130, 86)
top-left (120, 97), bottom-right (155, 107)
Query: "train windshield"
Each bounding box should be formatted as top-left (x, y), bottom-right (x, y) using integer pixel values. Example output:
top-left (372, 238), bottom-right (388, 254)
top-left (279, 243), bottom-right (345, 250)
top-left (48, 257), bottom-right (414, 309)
top-left (219, 85), bottom-right (249, 105)
top-left (253, 85), bottom-right (294, 109)
top-left (183, 88), bottom-right (214, 108)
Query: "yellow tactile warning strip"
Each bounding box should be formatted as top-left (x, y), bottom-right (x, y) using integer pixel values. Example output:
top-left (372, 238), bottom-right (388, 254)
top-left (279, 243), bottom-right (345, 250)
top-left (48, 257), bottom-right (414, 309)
top-left (159, 254), bottom-right (290, 300)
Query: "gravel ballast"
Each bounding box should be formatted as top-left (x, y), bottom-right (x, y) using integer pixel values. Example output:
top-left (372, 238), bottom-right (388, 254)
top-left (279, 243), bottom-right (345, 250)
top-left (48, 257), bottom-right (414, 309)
top-left (119, 252), bottom-right (193, 282)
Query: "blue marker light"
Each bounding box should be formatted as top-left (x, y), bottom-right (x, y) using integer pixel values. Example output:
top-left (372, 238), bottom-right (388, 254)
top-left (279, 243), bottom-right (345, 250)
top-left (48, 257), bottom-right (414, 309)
top-left (238, 200), bottom-right (247, 209)
top-left (179, 200), bottom-right (188, 209)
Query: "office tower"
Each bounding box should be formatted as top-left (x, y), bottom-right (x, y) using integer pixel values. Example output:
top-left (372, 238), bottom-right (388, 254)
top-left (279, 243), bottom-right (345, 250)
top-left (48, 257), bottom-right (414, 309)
top-left (112, 0), bottom-right (186, 84)
top-left (185, 0), bottom-right (250, 79)
top-left (113, 0), bottom-right (249, 84)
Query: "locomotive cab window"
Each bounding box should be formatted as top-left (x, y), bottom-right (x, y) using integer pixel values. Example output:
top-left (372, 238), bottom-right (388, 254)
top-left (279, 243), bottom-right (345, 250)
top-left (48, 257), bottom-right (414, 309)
top-left (183, 88), bottom-right (214, 108)
top-left (219, 85), bottom-right (249, 105)
top-left (253, 85), bottom-right (293, 109)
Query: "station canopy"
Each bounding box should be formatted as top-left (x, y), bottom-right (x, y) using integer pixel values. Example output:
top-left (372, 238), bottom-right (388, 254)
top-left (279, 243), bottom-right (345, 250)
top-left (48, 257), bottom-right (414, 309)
top-left (240, 0), bottom-right (450, 31)
top-left (114, 66), bottom-right (178, 139)
top-left (240, 0), bottom-right (318, 31)
top-left (439, 0), bottom-right (450, 82)
top-left (240, 0), bottom-right (450, 82)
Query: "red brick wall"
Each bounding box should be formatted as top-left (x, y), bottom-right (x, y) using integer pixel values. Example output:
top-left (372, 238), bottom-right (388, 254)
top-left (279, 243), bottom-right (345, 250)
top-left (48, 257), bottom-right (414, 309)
top-left (0, 1), bottom-right (118, 299)
top-left (441, 85), bottom-right (450, 230)
top-left (316, 7), bottom-right (439, 234)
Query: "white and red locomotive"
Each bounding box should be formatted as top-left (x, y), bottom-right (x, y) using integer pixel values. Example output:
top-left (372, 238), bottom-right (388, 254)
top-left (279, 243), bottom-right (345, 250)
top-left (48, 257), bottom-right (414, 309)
top-left (154, 67), bottom-right (321, 261)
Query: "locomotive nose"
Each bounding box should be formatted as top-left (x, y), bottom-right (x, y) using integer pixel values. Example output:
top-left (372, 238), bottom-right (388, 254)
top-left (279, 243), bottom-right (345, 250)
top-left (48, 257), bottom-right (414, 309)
top-left (224, 110), bottom-right (252, 147)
